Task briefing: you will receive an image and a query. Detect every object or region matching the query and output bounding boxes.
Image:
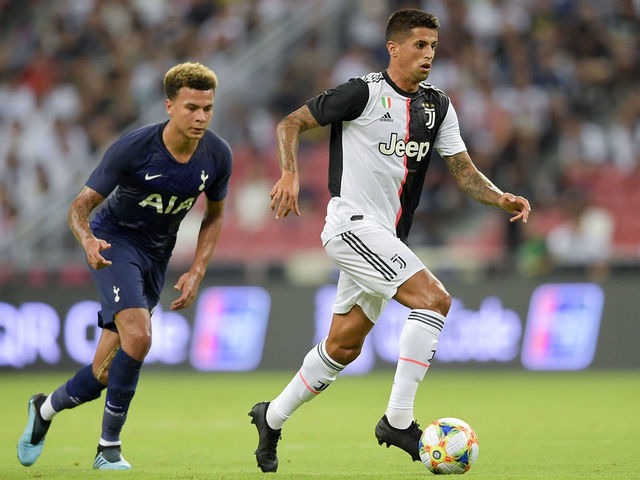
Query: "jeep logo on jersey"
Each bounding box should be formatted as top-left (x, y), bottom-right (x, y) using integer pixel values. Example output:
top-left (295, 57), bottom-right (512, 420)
top-left (378, 133), bottom-right (430, 162)
top-left (139, 194), bottom-right (195, 214)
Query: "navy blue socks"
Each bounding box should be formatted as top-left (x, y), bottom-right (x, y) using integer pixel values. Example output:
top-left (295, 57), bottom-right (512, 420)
top-left (100, 349), bottom-right (143, 444)
top-left (47, 364), bottom-right (105, 414)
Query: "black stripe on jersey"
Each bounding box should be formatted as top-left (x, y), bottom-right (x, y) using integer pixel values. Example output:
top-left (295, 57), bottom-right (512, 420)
top-left (316, 340), bottom-right (344, 372)
top-left (340, 231), bottom-right (397, 281)
top-left (395, 85), bottom-right (450, 242)
top-left (408, 311), bottom-right (445, 331)
top-left (306, 78), bottom-right (369, 197)
top-left (328, 123), bottom-right (343, 196)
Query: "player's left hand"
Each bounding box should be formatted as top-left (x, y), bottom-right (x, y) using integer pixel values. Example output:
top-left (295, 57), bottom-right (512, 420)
top-left (171, 271), bottom-right (202, 310)
top-left (498, 192), bottom-right (531, 223)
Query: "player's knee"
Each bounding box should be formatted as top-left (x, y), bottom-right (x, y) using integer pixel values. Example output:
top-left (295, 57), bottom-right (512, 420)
top-left (414, 285), bottom-right (452, 316)
top-left (121, 330), bottom-right (152, 361)
top-left (129, 328), bottom-right (152, 347)
top-left (326, 341), bottom-right (361, 365)
top-left (434, 288), bottom-right (451, 316)
top-left (331, 348), bottom-right (361, 365)
top-left (335, 345), bottom-right (362, 365)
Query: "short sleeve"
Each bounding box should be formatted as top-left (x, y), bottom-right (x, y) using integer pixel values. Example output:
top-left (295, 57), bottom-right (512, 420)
top-left (205, 139), bottom-right (232, 202)
top-left (306, 77), bottom-right (370, 126)
top-left (434, 102), bottom-right (467, 157)
top-left (85, 138), bottom-right (133, 197)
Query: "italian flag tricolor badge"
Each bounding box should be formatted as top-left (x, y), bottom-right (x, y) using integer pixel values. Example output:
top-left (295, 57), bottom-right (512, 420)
top-left (381, 97), bottom-right (391, 108)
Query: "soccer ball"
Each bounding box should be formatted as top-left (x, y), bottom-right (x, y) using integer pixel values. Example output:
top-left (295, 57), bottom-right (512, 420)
top-left (419, 417), bottom-right (479, 474)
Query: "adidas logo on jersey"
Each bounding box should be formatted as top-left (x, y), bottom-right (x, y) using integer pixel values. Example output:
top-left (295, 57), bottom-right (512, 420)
top-left (379, 112), bottom-right (393, 122)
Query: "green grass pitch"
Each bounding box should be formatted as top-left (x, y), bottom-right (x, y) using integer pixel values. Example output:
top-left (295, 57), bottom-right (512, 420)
top-left (1, 370), bottom-right (638, 479)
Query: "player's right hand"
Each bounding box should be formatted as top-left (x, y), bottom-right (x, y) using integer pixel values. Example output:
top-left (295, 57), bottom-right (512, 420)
top-left (270, 171), bottom-right (301, 219)
top-left (83, 237), bottom-right (112, 270)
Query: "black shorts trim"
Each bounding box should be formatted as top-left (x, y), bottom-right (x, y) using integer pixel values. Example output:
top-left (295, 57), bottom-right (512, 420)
top-left (340, 231), bottom-right (397, 281)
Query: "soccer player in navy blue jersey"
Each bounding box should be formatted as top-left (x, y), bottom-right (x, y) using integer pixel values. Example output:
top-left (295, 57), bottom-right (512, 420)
top-left (17, 62), bottom-right (232, 470)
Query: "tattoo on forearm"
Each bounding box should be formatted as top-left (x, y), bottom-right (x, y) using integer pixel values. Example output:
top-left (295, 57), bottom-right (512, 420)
top-left (69, 204), bottom-right (91, 239)
top-left (276, 106), bottom-right (318, 174)
top-left (68, 187), bottom-right (102, 244)
top-left (445, 152), bottom-right (502, 205)
top-left (277, 122), bottom-right (299, 174)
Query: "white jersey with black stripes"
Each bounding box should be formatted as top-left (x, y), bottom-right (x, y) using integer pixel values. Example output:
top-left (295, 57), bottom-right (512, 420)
top-left (306, 71), bottom-right (466, 244)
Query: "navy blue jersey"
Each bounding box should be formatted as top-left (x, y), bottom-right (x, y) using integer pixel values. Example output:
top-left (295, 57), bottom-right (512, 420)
top-left (87, 121), bottom-right (232, 260)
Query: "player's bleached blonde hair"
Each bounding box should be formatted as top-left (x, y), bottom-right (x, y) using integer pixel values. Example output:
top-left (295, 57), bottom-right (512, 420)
top-left (164, 62), bottom-right (218, 100)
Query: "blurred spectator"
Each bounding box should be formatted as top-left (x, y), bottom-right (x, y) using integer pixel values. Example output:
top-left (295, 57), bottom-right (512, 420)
top-left (0, 183), bottom-right (17, 240)
top-left (546, 188), bottom-right (614, 275)
top-left (330, 46), bottom-right (376, 84)
top-left (234, 155), bottom-right (273, 233)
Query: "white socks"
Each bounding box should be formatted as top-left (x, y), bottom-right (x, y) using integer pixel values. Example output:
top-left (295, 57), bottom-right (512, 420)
top-left (267, 338), bottom-right (344, 429)
top-left (99, 438), bottom-right (122, 447)
top-left (265, 309), bottom-right (445, 431)
top-left (385, 309), bottom-right (445, 429)
top-left (40, 394), bottom-right (57, 421)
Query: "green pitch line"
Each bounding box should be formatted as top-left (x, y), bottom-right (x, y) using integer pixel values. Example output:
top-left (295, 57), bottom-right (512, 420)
top-left (1, 370), bottom-right (638, 479)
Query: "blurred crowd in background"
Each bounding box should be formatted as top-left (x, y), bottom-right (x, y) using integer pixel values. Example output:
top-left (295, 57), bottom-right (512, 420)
top-left (0, 0), bottom-right (639, 278)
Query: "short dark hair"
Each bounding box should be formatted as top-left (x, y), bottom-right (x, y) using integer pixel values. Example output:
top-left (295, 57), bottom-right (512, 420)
top-left (385, 9), bottom-right (439, 42)
top-left (163, 62), bottom-right (218, 100)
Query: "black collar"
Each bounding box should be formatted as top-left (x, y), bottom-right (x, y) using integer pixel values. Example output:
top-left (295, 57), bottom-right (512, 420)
top-left (382, 70), bottom-right (421, 98)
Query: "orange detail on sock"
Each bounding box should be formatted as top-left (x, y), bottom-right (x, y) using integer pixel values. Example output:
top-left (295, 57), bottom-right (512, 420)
top-left (298, 370), bottom-right (321, 395)
top-left (399, 356), bottom-right (430, 368)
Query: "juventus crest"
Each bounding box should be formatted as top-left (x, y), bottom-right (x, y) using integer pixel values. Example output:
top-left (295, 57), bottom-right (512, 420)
top-left (423, 103), bottom-right (436, 130)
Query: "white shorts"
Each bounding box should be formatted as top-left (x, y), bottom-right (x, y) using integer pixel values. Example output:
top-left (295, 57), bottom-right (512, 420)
top-left (324, 221), bottom-right (425, 323)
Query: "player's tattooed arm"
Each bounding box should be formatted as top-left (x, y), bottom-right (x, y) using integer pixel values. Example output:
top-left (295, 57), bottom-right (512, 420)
top-left (271, 105), bottom-right (319, 219)
top-left (444, 150), bottom-right (532, 223)
top-left (443, 151), bottom-right (503, 206)
top-left (68, 186), bottom-right (112, 269)
top-left (275, 105), bottom-right (319, 174)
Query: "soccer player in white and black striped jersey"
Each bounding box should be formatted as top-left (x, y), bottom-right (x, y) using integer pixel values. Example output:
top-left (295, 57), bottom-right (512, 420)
top-left (250, 9), bottom-right (531, 472)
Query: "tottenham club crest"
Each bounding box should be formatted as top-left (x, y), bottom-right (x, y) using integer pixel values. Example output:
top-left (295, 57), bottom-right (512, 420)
top-left (199, 170), bottom-right (209, 191)
top-left (423, 103), bottom-right (436, 130)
